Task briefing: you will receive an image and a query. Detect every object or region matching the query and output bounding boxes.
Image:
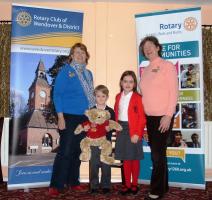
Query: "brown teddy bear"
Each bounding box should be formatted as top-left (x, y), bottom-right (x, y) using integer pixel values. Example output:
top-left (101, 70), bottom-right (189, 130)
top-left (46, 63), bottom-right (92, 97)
top-left (74, 108), bottom-right (122, 165)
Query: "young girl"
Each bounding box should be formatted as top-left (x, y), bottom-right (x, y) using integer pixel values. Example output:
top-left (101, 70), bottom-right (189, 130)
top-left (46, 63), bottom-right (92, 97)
top-left (114, 70), bottom-right (146, 195)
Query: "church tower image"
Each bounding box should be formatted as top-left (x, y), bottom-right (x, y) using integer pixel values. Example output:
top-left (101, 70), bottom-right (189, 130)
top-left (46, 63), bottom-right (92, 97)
top-left (18, 60), bottom-right (59, 154)
top-left (28, 60), bottom-right (51, 111)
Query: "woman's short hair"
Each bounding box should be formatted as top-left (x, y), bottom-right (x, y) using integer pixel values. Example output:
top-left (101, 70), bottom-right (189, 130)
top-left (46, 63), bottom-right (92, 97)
top-left (69, 43), bottom-right (90, 64)
top-left (139, 36), bottom-right (162, 58)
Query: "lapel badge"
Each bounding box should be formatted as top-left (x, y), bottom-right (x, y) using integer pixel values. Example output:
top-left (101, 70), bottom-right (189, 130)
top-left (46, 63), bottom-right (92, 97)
top-left (69, 72), bottom-right (75, 78)
top-left (151, 66), bottom-right (160, 73)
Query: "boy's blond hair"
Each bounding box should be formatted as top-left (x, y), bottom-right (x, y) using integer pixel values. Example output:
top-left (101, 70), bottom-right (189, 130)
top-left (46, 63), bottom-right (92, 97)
top-left (94, 85), bottom-right (109, 96)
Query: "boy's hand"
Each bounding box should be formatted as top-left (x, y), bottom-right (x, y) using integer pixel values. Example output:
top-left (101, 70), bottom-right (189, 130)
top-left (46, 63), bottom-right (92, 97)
top-left (105, 126), bottom-right (110, 132)
top-left (131, 135), bottom-right (139, 143)
top-left (84, 125), bottom-right (90, 131)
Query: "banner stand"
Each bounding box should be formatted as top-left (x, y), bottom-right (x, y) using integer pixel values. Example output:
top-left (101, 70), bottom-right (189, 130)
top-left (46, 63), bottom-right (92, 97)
top-left (135, 7), bottom-right (205, 189)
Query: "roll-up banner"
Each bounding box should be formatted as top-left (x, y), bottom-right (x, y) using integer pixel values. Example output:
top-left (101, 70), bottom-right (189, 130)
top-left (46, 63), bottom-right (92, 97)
top-left (1, 118), bottom-right (9, 182)
top-left (135, 7), bottom-right (205, 189)
top-left (8, 4), bottom-right (83, 189)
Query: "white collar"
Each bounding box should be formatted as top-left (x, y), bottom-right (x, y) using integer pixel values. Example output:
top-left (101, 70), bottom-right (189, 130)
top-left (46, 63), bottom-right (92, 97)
top-left (121, 91), bottom-right (133, 98)
top-left (96, 104), bottom-right (106, 110)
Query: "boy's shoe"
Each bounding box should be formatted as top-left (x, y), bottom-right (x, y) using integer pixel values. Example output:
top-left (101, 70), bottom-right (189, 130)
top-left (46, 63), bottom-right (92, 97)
top-left (120, 186), bottom-right (131, 195)
top-left (102, 188), bottom-right (111, 194)
top-left (48, 187), bottom-right (60, 196)
top-left (131, 185), bottom-right (139, 195)
top-left (89, 188), bottom-right (99, 194)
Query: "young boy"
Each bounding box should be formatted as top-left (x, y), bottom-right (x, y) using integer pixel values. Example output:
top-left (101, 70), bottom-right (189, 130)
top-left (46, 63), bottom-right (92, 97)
top-left (89, 85), bottom-right (115, 194)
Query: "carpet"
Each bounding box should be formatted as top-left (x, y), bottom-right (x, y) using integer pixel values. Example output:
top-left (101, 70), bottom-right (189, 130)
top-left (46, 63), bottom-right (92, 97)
top-left (0, 182), bottom-right (211, 200)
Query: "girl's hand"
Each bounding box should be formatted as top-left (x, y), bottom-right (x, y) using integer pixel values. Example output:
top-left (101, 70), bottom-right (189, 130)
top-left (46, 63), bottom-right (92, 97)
top-left (131, 135), bottom-right (139, 143)
top-left (57, 113), bottom-right (66, 130)
top-left (143, 133), bottom-right (149, 142)
top-left (158, 115), bottom-right (172, 133)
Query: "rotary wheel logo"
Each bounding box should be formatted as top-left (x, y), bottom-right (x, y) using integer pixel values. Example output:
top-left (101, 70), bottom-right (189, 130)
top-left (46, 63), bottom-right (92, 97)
top-left (184, 17), bottom-right (198, 31)
top-left (16, 11), bottom-right (32, 27)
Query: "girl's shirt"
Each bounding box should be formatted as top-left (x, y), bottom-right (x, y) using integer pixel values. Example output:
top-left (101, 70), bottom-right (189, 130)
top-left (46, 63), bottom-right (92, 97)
top-left (118, 91), bottom-right (133, 121)
top-left (139, 57), bottom-right (178, 117)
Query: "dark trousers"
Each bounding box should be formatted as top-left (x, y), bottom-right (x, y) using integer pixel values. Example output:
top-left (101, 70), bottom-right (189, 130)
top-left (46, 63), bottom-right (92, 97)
top-left (89, 146), bottom-right (111, 189)
top-left (50, 114), bottom-right (87, 189)
top-left (146, 116), bottom-right (174, 196)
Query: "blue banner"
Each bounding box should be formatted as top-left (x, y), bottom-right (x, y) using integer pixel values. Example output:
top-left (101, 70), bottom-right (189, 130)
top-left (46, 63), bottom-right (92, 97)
top-left (8, 4), bottom-right (83, 189)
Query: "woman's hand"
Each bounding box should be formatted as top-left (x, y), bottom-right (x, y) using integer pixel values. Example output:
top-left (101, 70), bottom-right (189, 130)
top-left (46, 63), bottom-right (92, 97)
top-left (57, 113), bottom-right (66, 130)
top-left (131, 135), bottom-right (139, 143)
top-left (158, 115), bottom-right (172, 133)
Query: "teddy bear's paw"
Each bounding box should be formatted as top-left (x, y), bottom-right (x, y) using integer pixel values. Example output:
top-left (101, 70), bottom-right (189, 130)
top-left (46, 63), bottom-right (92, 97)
top-left (80, 153), bottom-right (90, 162)
top-left (117, 125), bottom-right (123, 131)
top-left (100, 155), bottom-right (115, 165)
top-left (109, 120), bottom-right (123, 131)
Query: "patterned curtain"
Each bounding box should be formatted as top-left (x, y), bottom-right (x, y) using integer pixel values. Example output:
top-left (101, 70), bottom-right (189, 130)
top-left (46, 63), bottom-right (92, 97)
top-left (0, 21), bottom-right (11, 117)
top-left (202, 26), bottom-right (212, 121)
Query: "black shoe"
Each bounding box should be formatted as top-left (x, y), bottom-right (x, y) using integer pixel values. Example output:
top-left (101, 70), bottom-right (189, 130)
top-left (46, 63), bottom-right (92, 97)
top-left (120, 186), bottom-right (131, 195)
top-left (131, 185), bottom-right (139, 195)
top-left (102, 188), bottom-right (111, 194)
top-left (89, 189), bottom-right (98, 194)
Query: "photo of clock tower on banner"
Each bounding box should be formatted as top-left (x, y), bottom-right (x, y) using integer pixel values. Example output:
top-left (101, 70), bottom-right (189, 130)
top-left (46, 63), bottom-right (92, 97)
top-left (135, 7), bottom-right (205, 189)
top-left (8, 4), bottom-right (83, 189)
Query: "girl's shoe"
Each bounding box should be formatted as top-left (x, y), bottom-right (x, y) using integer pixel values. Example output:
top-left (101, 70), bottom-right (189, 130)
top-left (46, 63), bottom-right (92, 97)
top-left (48, 187), bottom-right (60, 196)
top-left (120, 186), bottom-right (131, 195)
top-left (131, 185), bottom-right (139, 195)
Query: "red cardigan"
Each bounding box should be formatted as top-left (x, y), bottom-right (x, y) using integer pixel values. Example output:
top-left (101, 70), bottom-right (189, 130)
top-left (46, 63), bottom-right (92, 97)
top-left (114, 92), bottom-right (146, 139)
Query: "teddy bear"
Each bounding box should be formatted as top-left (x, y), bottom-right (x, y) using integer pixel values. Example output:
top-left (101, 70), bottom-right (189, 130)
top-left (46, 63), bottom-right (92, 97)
top-left (74, 108), bottom-right (122, 165)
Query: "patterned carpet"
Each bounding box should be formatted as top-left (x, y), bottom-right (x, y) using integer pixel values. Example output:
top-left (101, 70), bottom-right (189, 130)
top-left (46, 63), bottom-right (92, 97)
top-left (0, 182), bottom-right (211, 200)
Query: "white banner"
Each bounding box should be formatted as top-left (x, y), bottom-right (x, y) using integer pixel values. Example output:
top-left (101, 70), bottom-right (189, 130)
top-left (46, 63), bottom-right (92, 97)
top-left (135, 7), bottom-right (205, 189)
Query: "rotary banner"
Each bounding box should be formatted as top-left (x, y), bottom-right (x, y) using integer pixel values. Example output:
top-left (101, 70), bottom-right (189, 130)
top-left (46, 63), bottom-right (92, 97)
top-left (135, 7), bottom-right (205, 189)
top-left (8, 4), bottom-right (83, 189)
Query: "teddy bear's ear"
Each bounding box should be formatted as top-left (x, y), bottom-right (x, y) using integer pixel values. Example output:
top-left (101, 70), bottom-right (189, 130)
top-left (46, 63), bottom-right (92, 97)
top-left (85, 109), bottom-right (89, 117)
top-left (105, 110), bottom-right (111, 120)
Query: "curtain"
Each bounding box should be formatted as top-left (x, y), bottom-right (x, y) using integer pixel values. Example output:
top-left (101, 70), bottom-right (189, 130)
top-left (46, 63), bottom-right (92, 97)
top-left (202, 26), bottom-right (212, 121)
top-left (0, 21), bottom-right (11, 118)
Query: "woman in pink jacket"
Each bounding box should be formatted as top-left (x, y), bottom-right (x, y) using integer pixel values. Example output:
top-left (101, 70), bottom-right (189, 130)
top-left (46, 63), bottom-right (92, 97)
top-left (139, 36), bottom-right (178, 200)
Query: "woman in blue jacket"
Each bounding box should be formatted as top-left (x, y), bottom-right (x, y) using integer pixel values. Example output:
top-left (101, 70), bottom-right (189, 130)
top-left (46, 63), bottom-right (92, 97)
top-left (49, 43), bottom-right (95, 196)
